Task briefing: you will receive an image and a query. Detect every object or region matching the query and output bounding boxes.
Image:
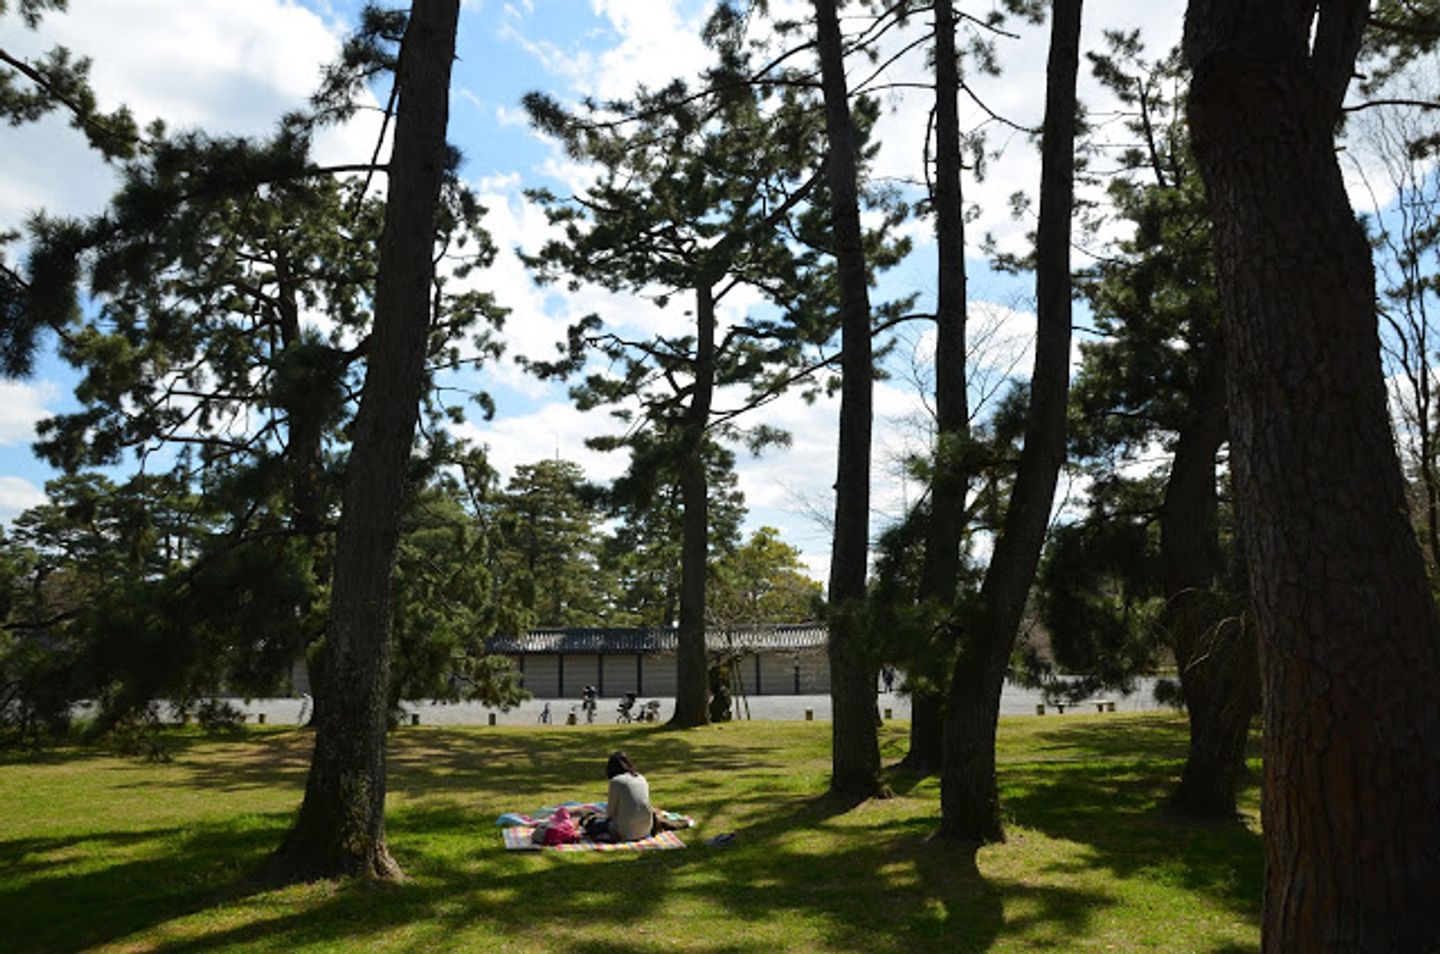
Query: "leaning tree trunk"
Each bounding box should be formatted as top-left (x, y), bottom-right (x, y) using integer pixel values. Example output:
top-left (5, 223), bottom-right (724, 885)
top-left (813, 0), bottom-right (883, 798)
top-left (1185, 4), bottom-right (1440, 948)
top-left (939, 0), bottom-right (1080, 842)
top-left (260, 0), bottom-right (459, 884)
top-left (905, 0), bottom-right (970, 777)
top-left (1159, 345), bottom-right (1258, 817)
top-left (671, 282), bottom-right (716, 728)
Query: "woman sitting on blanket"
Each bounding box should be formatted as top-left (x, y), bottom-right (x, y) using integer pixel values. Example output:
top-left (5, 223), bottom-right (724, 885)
top-left (602, 750), bottom-right (678, 841)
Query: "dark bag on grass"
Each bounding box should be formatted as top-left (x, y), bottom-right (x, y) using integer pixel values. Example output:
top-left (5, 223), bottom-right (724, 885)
top-left (582, 815), bottom-right (610, 840)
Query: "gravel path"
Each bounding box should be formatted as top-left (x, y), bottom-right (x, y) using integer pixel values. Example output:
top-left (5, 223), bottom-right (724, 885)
top-left (229, 677), bottom-right (1169, 726)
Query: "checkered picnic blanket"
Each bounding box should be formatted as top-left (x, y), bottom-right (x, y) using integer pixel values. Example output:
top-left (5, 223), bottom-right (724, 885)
top-left (497, 801), bottom-right (693, 852)
top-left (501, 826), bottom-right (689, 851)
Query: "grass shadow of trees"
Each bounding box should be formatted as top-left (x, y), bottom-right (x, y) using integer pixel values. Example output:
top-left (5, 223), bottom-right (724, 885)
top-left (2, 718), bottom-right (1260, 953)
top-left (99, 791), bottom-right (1097, 954)
top-left (0, 819), bottom-right (286, 954)
top-left (993, 719), bottom-right (1262, 932)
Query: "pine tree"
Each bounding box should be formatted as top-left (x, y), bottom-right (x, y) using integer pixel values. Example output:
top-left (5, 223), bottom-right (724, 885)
top-left (264, 0), bottom-right (462, 884)
top-left (938, 0), bottom-right (1081, 842)
top-left (521, 45), bottom-right (900, 726)
top-left (488, 459), bottom-right (611, 629)
top-left (1040, 38), bottom-right (1258, 817)
top-left (0, 0), bottom-right (138, 373)
top-left (1185, 1), bottom-right (1440, 945)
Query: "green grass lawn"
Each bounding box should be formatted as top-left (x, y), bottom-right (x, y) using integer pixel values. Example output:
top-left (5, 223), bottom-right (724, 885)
top-left (0, 712), bottom-right (1261, 953)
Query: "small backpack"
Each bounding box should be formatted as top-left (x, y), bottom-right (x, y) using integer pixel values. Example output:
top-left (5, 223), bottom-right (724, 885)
top-left (539, 806), bottom-right (580, 846)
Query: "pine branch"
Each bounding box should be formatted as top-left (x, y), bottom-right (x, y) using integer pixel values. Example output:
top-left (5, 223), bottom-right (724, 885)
top-left (1343, 97), bottom-right (1440, 112)
top-left (0, 45), bottom-right (138, 158)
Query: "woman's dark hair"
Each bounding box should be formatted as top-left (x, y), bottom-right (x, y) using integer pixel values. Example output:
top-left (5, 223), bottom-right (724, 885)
top-left (606, 750), bottom-right (638, 778)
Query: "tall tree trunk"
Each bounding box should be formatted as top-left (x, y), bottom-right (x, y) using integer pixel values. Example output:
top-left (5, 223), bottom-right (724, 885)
top-left (1160, 345), bottom-right (1258, 817)
top-left (277, 263), bottom-right (330, 725)
top-left (939, 0), bottom-right (1080, 842)
top-left (1185, 4), bottom-right (1440, 947)
top-left (671, 283), bottom-right (715, 728)
top-left (813, 0), bottom-right (882, 798)
top-left (260, 0), bottom-right (458, 884)
top-left (905, 0), bottom-right (970, 776)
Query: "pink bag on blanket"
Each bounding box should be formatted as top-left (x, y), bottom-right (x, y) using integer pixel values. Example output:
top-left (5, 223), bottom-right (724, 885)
top-left (541, 806), bottom-right (580, 846)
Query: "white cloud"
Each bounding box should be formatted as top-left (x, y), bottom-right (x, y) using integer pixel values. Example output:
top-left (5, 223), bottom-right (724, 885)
top-left (536, 155), bottom-right (601, 195)
top-left (1338, 67), bottom-right (1440, 219)
top-left (0, 476), bottom-right (46, 526)
top-left (495, 103), bottom-right (529, 127)
top-left (729, 391), bottom-right (838, 583)
top-left (457, 87), bottom-right (487, 114)
top-left (500, 0), bottom-right (713, 103)
top-left (456, 400), bottom-right (631, 487)
top-left (449, 183), bottom-right (574, 397)
top-left (85, 2), bottom-right (335, 123)
top-left (0, 380), bottom-right (57, 447)
top-left (1, 1), bottom-right (378, 227)
top-left (721, 372), bottom-right (938, 588)
top-left (496, 21), bottom-right (586, 83)
top-left (584, 1), bottom-right (713, 101)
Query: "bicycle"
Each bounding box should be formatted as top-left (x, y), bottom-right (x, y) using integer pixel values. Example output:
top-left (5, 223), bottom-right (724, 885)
top-left (616, 692), bottom-right (637, 723)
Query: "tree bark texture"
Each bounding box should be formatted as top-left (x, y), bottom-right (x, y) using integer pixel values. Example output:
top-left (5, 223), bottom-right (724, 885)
top-left (813, 0), bottom-right (882, 797)
top-left (262, 0), bottom-right (458, 883)
top-left (906, 0), bottom-right (970, 776)
top-left (905, 691), bottom-right (944, 774)
top-left (671, 283), bottom-right (715, 728)
top-left (1186, 3), bottom-right (1440, 949)
top-left (940, 0), bottom-right (1079, 841)
top-left (1159, 345), bottom-right (1258, 817)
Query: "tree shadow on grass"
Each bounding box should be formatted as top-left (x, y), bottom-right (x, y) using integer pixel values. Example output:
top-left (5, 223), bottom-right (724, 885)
top-left (3, 721), bottom-right (1238, 954)
top-left (5, 775), bottom-right (1088, 953)
top-left (881, 718), bottom-right (1261, 948)
top-left (108, 793), bottom-right (1099, 954)
top-left (0, 727), bottom-right (834, 952)
top-left (883, 764), bottom-right (936, 798)
top-left (0, 818), bottom-right (287, 954)
top-left (670, 795), bottom-right (1103, 954)
top-left (998, 755), bottom-right (1262, 927)
top-left (1005, 713), bottom-right (1192, 762)
top-left (107, 725), bottom-right (799, 807)
top-left (1012, 714), bottom-right (1261, 767)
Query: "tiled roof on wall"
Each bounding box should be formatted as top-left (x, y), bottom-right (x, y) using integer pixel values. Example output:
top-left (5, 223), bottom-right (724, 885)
top-left (485, 623), bottom-right (828, 655)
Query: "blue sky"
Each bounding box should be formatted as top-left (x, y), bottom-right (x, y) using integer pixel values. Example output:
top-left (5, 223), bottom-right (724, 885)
top-left (1, 0), bottom-right (1223, 581)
